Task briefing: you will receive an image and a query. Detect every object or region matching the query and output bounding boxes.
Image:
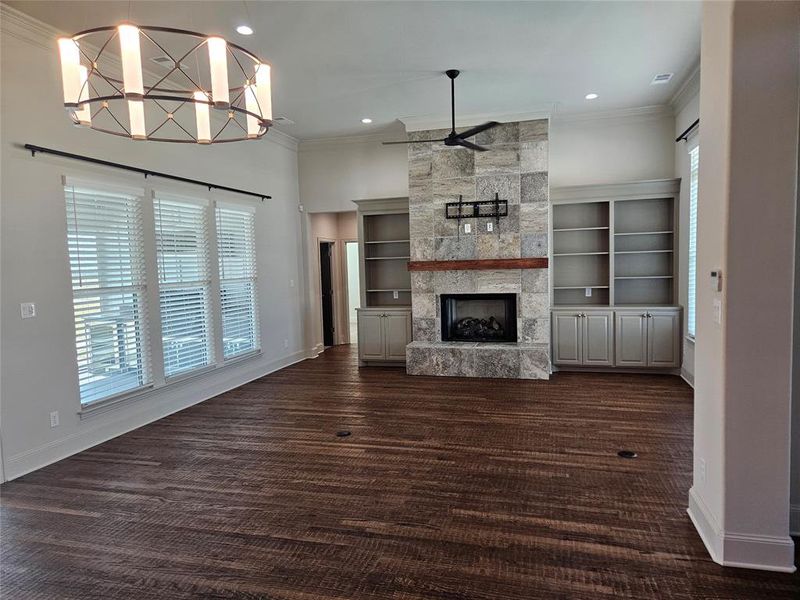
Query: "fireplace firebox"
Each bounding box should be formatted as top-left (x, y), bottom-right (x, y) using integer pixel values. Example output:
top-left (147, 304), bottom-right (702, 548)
top-left (440, 293), bottom-right (517, 343)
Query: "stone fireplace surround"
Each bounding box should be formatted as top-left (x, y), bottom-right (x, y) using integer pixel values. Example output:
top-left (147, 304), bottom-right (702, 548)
top-left (405, 119), bottom-right (551, 380)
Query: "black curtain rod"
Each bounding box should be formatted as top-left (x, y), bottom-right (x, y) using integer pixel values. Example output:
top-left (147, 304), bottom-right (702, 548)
top-left (22, 144), bottom-right (271, 201)
top-left (675, 118), bottom-right (699, 143)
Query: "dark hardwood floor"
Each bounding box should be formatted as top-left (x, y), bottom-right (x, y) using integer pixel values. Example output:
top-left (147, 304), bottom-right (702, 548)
top-left (1, 345), bottom-right (797, 599)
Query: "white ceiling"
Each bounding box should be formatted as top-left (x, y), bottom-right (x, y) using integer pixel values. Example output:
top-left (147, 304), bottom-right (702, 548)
top-left (7, 0), bottom-right (702, 140)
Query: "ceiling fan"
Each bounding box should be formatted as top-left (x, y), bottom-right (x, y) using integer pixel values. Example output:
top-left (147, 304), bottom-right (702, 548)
top-left (383, 69), bottom-right (499, 152)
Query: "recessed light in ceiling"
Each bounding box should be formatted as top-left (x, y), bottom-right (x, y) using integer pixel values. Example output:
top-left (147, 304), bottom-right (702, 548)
top-left (585, 93), bottom-right (599, 100)
top-left (236, 25), bottom-right (254, 35)
top-left (651, 73), bottom-right (674, 85)
top-left (361, 117), bottom-right (373, 124)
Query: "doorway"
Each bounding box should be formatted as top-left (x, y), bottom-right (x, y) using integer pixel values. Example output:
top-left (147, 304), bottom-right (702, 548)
top-left (345, 241), bottom-right (360, 344)
top-left (319, 242), bottom-right (335, 347)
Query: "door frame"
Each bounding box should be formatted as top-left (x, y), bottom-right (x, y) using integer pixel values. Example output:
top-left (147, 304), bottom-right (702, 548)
top-left (342, 238), bottom-right (359, 345)
top-left (317, 238), bottom-right (338, 347)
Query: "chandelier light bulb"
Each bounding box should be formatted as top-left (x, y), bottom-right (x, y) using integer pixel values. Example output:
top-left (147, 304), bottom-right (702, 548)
top-left (255, 63), bottom-right (272, 122)
top-left (128, 100), bottom-right (146, 139)
top-left (194, 91), bottom-right (212, 143)
top-left (57, 38), bottom-right (81, 107)
top-left (207, 37), bottom-right (230, 108)
top-left (118, 24), bottom-right (144, 98)
top-left (74, 65), bottom-right (92, 126)
top-left (244, 84), bottom-right (261, 138)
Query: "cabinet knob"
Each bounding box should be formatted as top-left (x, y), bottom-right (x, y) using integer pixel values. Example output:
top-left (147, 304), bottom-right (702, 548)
top-left (641, 313), bottom-right (647, 318)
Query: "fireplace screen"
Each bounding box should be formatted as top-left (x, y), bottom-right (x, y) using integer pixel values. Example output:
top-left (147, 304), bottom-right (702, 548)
top-left (440, 293), bottom-right (517, 343)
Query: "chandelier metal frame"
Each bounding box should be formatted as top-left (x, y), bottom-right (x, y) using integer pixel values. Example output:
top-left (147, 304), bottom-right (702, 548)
top-left (59, 24), bottom-right (273, 144)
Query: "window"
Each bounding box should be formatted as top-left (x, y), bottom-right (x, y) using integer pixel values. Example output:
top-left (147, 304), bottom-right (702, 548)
top-left (154, 195), bottom-right (214, 377)
top-left (216, 205), bottom-right (259, 358)
top-left (687, 145), bottom-right (699, 338)
top-left (65, 182), bottom-right (150, 405)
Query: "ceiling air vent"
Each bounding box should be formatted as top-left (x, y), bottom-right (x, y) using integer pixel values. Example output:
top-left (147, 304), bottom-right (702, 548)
top-left (151, 55), bottom-right (188, 70)
top-left (650, 73), bottom-right (674, 85)
top-left (272, 116), bottom-right (295, 126)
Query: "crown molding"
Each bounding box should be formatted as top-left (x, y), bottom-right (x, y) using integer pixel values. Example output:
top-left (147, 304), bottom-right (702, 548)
top-left (266, 128), bottom-right (299, 151)
top-left (298, 128), bottom-right (403, 151)
top-left (1, 3), bottom-right (64, 50)
top-left (551, 104), bottom-right (673, 125)
top-left (670, 61), bottom-right (701, 114)
top-left (400, 106), bottom-right (554, 132)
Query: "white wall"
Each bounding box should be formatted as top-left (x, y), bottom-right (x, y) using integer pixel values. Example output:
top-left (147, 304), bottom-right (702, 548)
top-left (298, 133), bottom-right (409, 213)
top-left (689, 0), bottom-right (798, 571)
top-left (549, 108), bottom-right (676, 187)
top-left (0, 10), bottom-right (305, 480)
top-left (674, 81), bottom-right (700, 386)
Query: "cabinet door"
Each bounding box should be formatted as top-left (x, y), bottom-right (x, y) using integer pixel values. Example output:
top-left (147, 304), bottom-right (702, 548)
top-left (552, 312), bottom-right (582, 365)
top-left (582, 311), bottom-right (614, 366)
top-left (358, 312), bottom-right (385, 360)
top-left (647, 311), bottom-right (681, 368)
top-left (384, 312), bottom-right (411, 361)
top-left (615, 311), bottom-right (648, 367)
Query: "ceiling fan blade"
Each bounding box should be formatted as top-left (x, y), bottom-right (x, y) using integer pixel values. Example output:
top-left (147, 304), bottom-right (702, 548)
top-left (456, 121), bottom-right (500, 140)
top-left (454, 138), bottom-right (489, 152)
top-left (381, 138), bottom-right (448, 145)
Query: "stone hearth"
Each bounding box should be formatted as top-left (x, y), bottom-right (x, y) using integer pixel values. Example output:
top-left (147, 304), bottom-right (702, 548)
top-left (405, 120), bottom-right (551, 379)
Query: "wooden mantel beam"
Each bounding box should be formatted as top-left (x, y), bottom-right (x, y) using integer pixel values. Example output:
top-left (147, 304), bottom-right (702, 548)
top-left (407, 258), bottom-right (548, 272)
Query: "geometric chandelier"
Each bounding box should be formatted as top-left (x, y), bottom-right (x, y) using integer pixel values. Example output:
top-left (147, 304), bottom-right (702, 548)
top-left (57, 24), bottom-right (272, 144)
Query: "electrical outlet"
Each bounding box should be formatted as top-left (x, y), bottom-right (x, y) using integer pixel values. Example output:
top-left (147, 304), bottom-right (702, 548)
top-left (585, 287), bottom-right (592, 297)
top-left (283, 338), bottom-right (289, 349)
top-left (486, 222), bottom-right (493, 232)
top-left (20, 302), bottom-right (36, 319)
top-left (698, 458), bottom-right (706, 483)
top-left (289, 279), bottom-right (295, 288)
top-left (393, 290), bottom-right (399, 299)
top-left (463, 223), bottom-right (472, 234)
top-left (713, 299), bottom-right (722, 324)
top-left (49, 411), bottom-right (59, 428)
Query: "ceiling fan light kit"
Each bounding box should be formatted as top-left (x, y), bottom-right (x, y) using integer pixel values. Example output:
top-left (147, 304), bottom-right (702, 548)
top-left (383, 69), bottom-right (499, 151)
top-left (57, 24), bottom-right (273, 144)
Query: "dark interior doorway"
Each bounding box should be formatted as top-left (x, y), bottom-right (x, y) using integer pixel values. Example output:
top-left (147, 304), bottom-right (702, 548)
top-left (320, 242), bottom-right (335, 347)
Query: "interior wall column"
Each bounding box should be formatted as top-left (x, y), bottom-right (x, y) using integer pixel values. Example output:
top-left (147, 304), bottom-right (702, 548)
top-left (689, 0), bottom-right (799, 572)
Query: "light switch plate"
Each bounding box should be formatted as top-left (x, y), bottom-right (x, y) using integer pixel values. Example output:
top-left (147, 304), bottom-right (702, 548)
top-left (463, 223), bottom-right (472, 234)
top-left (49, 411), bottom-right (59, 428)
top-left (20, 302), bottom-right (36, 319)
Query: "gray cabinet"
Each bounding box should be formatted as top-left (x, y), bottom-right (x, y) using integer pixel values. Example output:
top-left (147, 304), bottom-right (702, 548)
top-left (614, 309), bottom-right (680, 368)
top-left (552, 309), bottom-right (613, 367)
top-left (357, 308), bottom-right (411, 365)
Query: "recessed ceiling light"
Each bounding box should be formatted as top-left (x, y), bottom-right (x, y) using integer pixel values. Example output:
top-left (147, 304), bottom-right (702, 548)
top-left (585, 93), bottom-right (599, 100)
top-left (361, 117), bottom-right (373, 124)
top-left (236, 25), bottom-right (253, 35)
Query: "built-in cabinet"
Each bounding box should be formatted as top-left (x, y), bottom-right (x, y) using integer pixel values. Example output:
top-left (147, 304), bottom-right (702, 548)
top-left (356, 308), bottom-right (412, 365)
top-left (353, 198), bottom-right (413, 366)
top-left (550, 180), bottom-right (682, 372)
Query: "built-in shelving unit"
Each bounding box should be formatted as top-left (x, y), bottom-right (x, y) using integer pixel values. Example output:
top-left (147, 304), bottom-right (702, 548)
top-left (354, 198), bottom-right (412, 308)
top-left (551, 179), bottom-right (679, 308)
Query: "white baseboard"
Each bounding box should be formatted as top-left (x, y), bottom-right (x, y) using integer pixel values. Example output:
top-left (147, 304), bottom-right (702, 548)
top-left (307, 343), bottom-right (324, 358)
top-left (688, 487), bottom-right (796, 572)
top-left (680, 367), bottom-right (695, 388)
top-left (3, 350), bottom-right (309, 481)
top-left (791, 504), bottom-right (800, 537)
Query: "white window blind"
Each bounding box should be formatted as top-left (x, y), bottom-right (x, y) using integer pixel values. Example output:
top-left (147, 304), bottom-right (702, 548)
top-left (154, 195), bottom-right (214, 377)
top-left (687, 146), bottom-right (699, 338)
top-left (65, 183), bottom-right (150, 405)
top-left (216, 204), bottom-right (259, 358)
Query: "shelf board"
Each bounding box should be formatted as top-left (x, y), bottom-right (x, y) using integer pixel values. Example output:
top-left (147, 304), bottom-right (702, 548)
top-left (554, 285), bottom-right (610, 290)
top-left (365, 256), bottom-right (410, 261)
top-left (615, 250), bottom-right (673, 254)
top-left (553, 226), bottom-right (609, 232)
top-left (364, 239), bottom-right (410, 245)
top-left (367, 289), bottom-right (411, 292)
top-left (614, 230), bottom-right (673, 236)
top-left (553, 252), bottom-right (609, 257)
top-left (615, 275), bottom-right (673, 280)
